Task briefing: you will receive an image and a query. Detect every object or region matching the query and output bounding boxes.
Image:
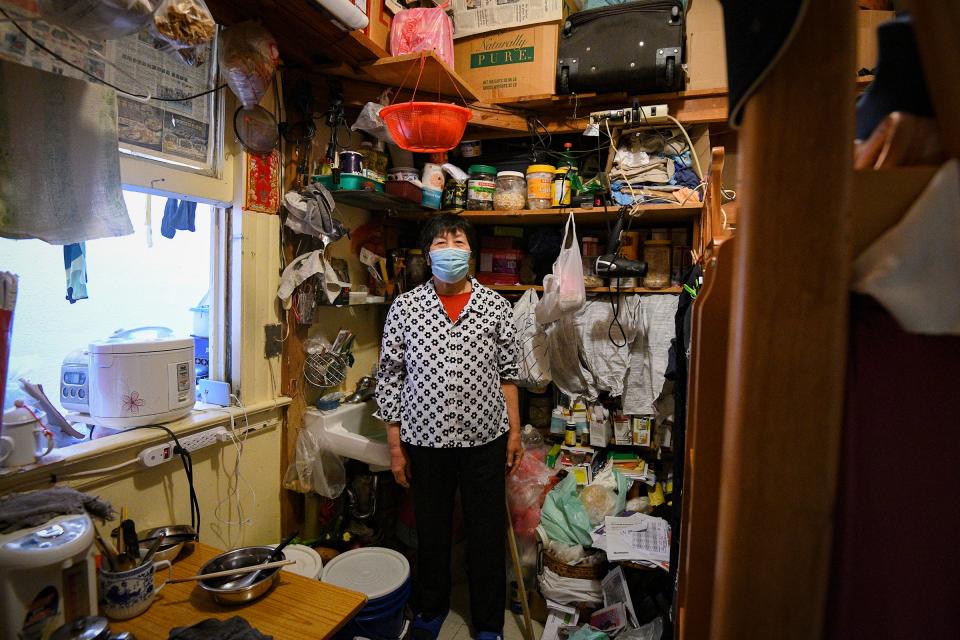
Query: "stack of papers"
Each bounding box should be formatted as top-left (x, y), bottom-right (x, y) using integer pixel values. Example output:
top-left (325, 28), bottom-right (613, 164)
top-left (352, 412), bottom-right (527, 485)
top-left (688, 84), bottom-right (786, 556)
top-left (592, 513), bottom-right (671, 571)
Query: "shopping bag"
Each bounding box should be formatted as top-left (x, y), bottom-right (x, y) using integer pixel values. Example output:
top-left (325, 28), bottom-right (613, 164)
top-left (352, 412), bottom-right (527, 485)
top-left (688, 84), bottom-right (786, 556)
top-left (513, 288), bottom-right (551, 387)
top-left (536, 213), bottom-right (586, 325)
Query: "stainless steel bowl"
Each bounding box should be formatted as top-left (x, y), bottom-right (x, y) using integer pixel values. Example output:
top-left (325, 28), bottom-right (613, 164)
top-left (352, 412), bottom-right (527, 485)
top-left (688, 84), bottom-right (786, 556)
top-left (137, 525), bottom-right (197, 564)
top-left (197, 546), bottom-right (284, 605)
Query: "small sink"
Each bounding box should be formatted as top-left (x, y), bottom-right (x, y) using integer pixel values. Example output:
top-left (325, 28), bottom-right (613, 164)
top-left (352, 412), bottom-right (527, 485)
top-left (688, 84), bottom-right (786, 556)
top-left (304, 402), bottom-right (390, 469)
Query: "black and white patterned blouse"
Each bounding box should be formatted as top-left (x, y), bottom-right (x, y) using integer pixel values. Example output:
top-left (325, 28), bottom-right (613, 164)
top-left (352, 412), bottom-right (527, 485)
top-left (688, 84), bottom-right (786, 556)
top-left (375, 278), bottom-right (520, 447)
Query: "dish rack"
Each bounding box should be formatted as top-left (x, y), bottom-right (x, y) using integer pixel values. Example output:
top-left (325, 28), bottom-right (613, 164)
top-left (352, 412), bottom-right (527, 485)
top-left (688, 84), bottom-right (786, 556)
top-left (303, 329), bottom-right (355, 388)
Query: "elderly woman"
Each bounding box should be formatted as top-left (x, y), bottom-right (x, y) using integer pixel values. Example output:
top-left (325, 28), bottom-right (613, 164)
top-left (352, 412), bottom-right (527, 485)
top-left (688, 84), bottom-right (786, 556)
top-left (376, 213), bottom-right (523, 640)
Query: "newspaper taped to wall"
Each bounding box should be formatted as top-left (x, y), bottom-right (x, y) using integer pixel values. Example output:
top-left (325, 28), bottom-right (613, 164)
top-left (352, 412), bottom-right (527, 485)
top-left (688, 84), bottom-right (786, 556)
top-left (451, 0), bottom-right (580, 39)
top-left (0, 1), bottom-right (219, 172)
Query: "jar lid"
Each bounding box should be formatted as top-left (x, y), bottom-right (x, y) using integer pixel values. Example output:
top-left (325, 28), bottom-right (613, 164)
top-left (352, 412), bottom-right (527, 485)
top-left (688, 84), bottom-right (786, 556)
top-left (497, 171), bottom-right (524, 179)
top-left (468, 164), bottom-right (497, 175)
top-left (526, 164), bottom-right (556, 173)
top-left (554, 167), bottom-right (570, 175)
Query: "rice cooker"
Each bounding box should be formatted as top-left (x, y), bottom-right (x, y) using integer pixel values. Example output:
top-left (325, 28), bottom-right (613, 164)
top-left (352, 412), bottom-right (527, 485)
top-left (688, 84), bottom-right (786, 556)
top-left (0, 514), bottom-right (97, 640)
top-left (60, 327), bottom-right (195, 429)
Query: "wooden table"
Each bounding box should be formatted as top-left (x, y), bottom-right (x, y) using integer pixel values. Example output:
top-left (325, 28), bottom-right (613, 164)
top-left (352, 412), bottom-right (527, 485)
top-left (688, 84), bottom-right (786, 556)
top-left (109, 543), bottom-right (367, 639)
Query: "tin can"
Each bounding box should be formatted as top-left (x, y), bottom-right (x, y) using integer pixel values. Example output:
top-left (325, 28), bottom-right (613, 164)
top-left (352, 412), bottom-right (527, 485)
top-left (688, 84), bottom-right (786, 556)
top-left (339, 150), bottom-right (363, 174)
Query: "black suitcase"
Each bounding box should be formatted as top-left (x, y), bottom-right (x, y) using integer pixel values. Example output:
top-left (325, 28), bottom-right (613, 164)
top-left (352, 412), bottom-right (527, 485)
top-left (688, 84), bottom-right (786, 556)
top-left (556, 0), bottom-right (686, 96)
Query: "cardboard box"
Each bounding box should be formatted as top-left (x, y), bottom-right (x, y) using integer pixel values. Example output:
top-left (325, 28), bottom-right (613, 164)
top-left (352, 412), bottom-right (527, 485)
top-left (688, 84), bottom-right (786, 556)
top-left (685, 0), bottom-right (727, 90)
top-left (857, 9), bottom-right (895, 72)
top-left (362, 0), bottom-right (393, 53)
top-left (455, 23), bottom-right (560, 103)
top-left (451, 0), bottom-right (579, 39)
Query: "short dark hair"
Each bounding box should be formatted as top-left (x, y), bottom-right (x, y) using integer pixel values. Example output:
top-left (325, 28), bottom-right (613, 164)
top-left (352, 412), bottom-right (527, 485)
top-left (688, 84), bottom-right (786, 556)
top-left (419, 213), bottom-right (476, 256)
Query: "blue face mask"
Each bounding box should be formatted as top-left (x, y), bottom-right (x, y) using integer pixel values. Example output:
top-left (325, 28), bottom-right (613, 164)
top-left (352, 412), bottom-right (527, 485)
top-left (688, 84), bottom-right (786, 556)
top-left (429, 248), bottom-right (471, 283)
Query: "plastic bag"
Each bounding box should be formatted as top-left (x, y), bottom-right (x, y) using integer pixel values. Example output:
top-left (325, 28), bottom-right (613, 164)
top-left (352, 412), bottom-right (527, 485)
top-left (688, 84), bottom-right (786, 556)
top-left (151, 0), bottom-right (215, 50)
top-left (218, 21), bottom-right (280, 109)
top-left (351, 102), bottom-right (396, 144)
top-left (580, 485), bottom-right (618, 527)
top-left (537, 213), bottom-right (586, 325)
top-left (569, 625), bottom-right (609, 640)
top-left (507, 443), bottom-right (554, 545)
top-left (282, 428), bottom-right (346, 498)
top-left (618, 618), bottom-right (664, 640)
top-left (39, 0), bottom-right (157, 40)
top-left (513, 289), bottom-right (551, 387)
top-left (389, 8), bottom-right (455, 68)
top-left (538, 566), bottom-right (603, 606)
top-left (540, 473), bottom-right (594, 547)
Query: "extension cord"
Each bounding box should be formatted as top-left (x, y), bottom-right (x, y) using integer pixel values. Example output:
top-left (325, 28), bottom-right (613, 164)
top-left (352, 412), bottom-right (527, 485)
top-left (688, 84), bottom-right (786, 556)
top-left (138, 426), bottom-right (228, 467)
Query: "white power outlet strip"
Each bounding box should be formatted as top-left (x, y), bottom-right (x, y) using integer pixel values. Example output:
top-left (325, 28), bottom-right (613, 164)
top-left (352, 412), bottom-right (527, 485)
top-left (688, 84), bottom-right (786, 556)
top-left (138, 426), bottom-right (227, 467)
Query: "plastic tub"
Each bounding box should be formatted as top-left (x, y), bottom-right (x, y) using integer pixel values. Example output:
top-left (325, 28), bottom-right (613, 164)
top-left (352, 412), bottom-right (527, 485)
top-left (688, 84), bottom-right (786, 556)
top-left (322, 547), bottom-right (412, 640)
top-left (526, 164), bottom-right (555, 209)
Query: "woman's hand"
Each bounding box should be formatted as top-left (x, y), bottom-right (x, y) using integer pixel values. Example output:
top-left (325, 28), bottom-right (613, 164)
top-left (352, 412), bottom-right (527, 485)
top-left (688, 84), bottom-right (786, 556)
top-left (506, 431), bottom-right (523, 474)
top-left (391, 445), bottom-right (411, 488)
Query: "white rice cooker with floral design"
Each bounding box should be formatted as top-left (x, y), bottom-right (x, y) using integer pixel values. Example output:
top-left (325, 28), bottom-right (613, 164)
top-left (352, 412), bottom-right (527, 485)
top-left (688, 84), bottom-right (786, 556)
top-left (60, 327), bottom-right (195, 429)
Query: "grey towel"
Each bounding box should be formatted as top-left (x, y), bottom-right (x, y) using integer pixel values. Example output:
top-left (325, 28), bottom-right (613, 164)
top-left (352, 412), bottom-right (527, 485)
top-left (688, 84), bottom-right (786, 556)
top-left (0, 487), bottom-right (113, 533)
top-left (170, 616), bottom-right (272, 640)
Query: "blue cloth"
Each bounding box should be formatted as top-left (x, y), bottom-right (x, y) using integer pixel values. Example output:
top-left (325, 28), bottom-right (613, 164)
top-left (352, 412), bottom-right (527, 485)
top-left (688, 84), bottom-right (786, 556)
top-left (160, 199), bottom-right (197, 239)
top-left (63, 242), bottom-right (87, 304)
top-left (671, 159), bottom-right (700, 189)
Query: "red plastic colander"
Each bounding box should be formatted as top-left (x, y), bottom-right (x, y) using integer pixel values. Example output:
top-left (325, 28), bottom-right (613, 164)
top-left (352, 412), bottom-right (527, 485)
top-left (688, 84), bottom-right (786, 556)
top-left (379, 53), bottom-right (473, 153)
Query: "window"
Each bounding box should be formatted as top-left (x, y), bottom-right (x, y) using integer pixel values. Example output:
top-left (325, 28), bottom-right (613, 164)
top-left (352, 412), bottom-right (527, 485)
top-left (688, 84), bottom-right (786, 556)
top-left (2, 190), bottom-right (217, 446)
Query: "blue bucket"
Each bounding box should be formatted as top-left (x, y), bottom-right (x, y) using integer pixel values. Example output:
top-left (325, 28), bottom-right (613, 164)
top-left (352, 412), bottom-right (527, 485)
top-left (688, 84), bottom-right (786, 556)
top-left (322, 547), bottom-right (412, 640)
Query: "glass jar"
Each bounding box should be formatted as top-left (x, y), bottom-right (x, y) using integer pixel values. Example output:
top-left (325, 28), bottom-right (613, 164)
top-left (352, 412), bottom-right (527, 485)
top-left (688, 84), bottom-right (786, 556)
top-left (467, 164), bottom-right (497, 210)
top-left (442, 177), bottom-right (467, 212)
top-left (526, 164), bottom-right (555, 209)
top-left (494, 171), bottom-right (526, 210)
top-left (642, 239), bottom-right (671, 289)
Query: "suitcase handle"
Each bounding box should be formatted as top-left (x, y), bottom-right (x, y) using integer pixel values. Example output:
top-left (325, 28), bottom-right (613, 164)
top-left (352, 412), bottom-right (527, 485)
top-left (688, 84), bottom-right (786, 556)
top-left (563, 0), bottom-right (682, 34)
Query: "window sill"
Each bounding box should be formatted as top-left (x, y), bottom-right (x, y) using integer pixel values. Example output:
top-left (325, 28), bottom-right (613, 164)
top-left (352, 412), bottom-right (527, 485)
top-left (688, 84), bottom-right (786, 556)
top-left (0, 397), bottom-right (291, 489)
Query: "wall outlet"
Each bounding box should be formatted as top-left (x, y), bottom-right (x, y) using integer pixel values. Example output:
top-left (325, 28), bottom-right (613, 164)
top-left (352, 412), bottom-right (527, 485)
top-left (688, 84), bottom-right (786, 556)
top-left (138, 426), bottom-right (228, 467)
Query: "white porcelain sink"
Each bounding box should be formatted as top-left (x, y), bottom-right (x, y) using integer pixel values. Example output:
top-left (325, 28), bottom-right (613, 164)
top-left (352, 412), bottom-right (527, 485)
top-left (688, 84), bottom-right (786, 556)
top-left (304, 402), bottom-right (390, 469)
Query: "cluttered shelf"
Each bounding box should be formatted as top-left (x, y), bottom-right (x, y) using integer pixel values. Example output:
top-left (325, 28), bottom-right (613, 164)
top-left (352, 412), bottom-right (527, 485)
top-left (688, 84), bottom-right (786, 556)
top-left (490, 285), bottom-right (682, 294)
top-left (389, 204), bottom-right (703, 225)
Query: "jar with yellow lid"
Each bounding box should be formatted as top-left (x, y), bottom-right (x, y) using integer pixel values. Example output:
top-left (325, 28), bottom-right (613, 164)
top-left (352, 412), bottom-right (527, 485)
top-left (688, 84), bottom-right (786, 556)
top-left (552, 166), bottom-right (574, 207)
top-left (526, 164), bottom-right (555, 209)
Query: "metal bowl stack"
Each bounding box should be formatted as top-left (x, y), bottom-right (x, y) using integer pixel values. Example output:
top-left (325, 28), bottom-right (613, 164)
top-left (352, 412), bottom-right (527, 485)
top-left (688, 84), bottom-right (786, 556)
top-left (197, 546), bottom-right (285, 604)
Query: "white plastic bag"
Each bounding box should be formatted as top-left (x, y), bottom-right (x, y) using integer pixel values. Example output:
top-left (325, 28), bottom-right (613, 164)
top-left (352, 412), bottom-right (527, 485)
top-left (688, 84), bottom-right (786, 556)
top-left (351, 102), bottom-right (395, 144)
top-left (282, 428), bottom-right (346, 499)
top-left (537, 213), bottom-right (585, 325)
top-left (39, 0), bottom-right (158, 40)
top-left (512, 289), bottom-right (551, 388)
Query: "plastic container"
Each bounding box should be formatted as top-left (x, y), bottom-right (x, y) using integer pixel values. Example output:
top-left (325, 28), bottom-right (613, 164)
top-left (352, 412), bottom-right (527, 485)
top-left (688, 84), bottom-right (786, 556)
top-left (642, 239), bottom-right (672, 289)
top-left (467, 164), bottom-right (497, 210)
top-left (494, 171), bottom-right (526, 211)
top-left (322, 547), bottom-right (412, 640)
top-left (526, 164), bottom-right (555, 209)
top-left (552, 167), bottom-right (573, 207)
top-left (379, 102), bottom-right (472, 153)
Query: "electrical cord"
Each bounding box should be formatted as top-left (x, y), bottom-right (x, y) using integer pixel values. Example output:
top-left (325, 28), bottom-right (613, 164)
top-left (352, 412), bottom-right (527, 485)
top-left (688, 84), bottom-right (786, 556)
top-left (127, 424), bottom-right (201, 537)
top-left (0, 7), bottom-right (226, 103)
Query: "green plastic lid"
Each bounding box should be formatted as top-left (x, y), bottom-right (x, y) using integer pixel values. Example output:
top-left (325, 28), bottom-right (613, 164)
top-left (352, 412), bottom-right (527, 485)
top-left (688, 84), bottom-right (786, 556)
top-left (468, 164), bottom-right (497, 175)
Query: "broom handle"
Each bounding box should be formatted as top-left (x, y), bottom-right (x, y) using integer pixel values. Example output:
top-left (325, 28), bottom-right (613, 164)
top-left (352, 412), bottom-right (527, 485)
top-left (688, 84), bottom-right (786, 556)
top-left (506, 495), bottom-right (536, 640)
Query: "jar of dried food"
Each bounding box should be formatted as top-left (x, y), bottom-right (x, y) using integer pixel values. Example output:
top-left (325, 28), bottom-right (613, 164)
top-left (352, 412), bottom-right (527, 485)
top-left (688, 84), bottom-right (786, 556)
top-left (526, 164), bottom-right (555, 209)
top-left (442, 177), bottom-right (467, 211)
top-left (494, 171), bottom-right (526, 210)
top-left (642, 239), bottom-right (671, 289)
top-left (467, 164), bottom-right (497, 210)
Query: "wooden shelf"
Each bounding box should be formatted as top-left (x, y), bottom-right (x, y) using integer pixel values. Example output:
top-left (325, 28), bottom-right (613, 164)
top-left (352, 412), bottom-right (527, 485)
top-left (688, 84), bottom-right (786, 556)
top-left (362, 52), bottom-right (480, 102)
top-left (488, 284), bottom-right (682, 294)
top-left (392, 203), bottom-right (702, 225)
top-left (331, 189), bottom-right (428, 213)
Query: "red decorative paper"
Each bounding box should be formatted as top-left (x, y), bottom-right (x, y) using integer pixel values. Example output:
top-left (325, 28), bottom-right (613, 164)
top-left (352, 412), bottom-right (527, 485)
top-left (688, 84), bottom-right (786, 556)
top-left (244, 149), bottom-right (280, 214)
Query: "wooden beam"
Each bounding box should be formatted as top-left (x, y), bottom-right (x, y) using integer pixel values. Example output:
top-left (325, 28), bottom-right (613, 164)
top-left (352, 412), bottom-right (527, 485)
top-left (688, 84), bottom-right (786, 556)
top-left (709, 0), bottom-right (855, 637)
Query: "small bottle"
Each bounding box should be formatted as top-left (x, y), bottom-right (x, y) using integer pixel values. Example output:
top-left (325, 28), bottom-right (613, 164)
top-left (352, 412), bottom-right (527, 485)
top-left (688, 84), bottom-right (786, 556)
top-left (564, 415), bottom-right (578, 446)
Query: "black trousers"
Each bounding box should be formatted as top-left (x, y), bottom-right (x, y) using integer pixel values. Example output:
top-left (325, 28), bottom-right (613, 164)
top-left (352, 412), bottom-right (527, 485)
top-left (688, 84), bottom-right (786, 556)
top-left (406, 433), bottom-right (507, 633)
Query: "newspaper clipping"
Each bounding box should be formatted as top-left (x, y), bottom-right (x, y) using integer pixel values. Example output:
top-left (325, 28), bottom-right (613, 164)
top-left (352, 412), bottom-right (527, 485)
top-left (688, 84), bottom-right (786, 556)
top-left (0, 1), bottom-right (218, 170)
top-left (451, 0), bottom-right (572, 39)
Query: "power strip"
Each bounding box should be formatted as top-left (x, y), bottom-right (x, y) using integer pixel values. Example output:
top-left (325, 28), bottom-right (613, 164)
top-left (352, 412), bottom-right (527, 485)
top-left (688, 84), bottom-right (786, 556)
top-left (137, 418), bottom-right (280, 467)
top-left (138, 426), bottom-right (227, 467)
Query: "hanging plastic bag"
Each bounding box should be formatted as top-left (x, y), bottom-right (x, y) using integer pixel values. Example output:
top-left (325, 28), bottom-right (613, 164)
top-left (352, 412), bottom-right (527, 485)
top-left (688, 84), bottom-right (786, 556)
top-left (537, 213), bottom-right (586, 325)
top-left (218, 21), bottom-right (280, 109)
top-left (389, 7), bottom-right (455, 68)
top-left (351, 102), bottom-right (397, 144)
top-left (38, 0), bottom-right (158, 41)
top-left (151, 0), bottom-right (216, 50)
top-left (282, 428), bottom-right (346, 499)
top-left (540, 473), bottom-right (594, 547)
top-left (513, 289), bottom-right (552, 388)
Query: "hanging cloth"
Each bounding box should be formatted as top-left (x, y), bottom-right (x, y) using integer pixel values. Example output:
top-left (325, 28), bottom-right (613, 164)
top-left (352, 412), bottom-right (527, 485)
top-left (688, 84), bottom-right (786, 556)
top-left (63, 242), bottom-right (88, 304)
top-left (160, 199), bottom-right (197, 239)
top-left (0, 60), bottom-right (132, 243)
